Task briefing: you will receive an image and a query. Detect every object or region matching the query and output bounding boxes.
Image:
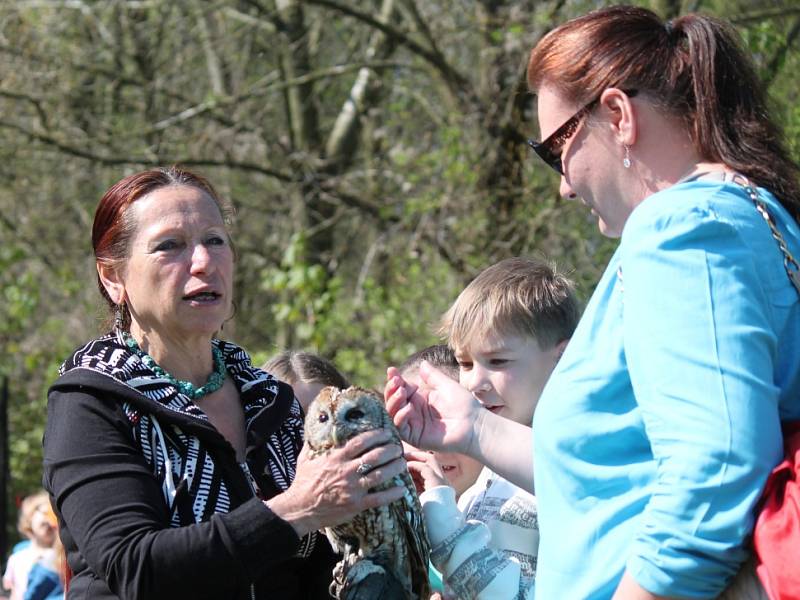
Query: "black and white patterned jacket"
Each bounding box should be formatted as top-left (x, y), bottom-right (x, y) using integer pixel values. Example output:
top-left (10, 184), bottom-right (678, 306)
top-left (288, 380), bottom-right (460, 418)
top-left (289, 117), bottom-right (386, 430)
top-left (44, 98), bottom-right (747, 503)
top-left (44, 334), bottom-right (334, 600)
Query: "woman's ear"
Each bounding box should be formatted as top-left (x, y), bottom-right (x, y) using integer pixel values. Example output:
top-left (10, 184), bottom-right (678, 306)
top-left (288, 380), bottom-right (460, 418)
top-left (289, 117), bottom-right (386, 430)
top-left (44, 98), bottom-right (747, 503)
top-left (554, 338), bottom-right (570, 361)
top-left (600, 88), bottom-right (637, 146)
top-left (97, 262), bottom-right (126, 305)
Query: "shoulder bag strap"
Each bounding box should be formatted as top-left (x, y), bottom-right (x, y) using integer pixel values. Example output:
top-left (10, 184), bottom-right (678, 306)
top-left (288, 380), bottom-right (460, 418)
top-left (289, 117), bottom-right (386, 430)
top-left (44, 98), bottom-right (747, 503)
top-left (731, 173), bottom-right (800, 297)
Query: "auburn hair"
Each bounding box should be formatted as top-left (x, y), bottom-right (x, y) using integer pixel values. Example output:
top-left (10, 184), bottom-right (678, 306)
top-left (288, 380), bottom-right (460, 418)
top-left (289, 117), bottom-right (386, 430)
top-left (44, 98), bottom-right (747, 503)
top-left (527, 5), bottom-right (800, 221)
top-left (92, 167), bottom-right (233, 328)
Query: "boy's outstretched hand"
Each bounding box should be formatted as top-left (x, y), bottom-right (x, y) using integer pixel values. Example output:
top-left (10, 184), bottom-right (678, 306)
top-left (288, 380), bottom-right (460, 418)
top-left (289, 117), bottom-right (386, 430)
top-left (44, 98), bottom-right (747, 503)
top-left (384, 360), bottom-right (483, 458)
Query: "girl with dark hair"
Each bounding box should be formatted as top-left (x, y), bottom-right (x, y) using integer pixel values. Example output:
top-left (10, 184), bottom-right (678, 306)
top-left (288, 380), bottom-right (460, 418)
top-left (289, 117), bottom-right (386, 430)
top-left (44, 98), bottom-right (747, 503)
top-left (385, 6), bottom-right (800, 599)
top-left (44, 167), bottom-right (407, 599)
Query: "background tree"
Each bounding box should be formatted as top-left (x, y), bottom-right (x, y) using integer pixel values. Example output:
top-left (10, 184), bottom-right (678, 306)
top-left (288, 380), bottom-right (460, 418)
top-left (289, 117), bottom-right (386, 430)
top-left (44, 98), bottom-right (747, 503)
top-left (1, 0), bottom-right (798, 546)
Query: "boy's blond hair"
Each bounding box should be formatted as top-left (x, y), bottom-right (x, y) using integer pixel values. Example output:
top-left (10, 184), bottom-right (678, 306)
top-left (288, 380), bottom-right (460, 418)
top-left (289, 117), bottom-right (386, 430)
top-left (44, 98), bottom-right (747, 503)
top-left (440, 257), bottom-right (580, 351)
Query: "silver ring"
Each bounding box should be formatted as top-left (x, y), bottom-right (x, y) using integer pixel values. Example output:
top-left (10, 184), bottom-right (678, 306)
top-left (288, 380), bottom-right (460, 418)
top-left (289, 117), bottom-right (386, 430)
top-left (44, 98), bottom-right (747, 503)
top-left (356, 461), bottom-right (372, 477)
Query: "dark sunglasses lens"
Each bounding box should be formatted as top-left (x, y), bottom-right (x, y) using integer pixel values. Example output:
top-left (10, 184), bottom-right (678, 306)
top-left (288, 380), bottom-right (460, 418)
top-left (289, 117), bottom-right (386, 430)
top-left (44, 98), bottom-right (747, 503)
top-left (527, 139), bottom-right (564, 175)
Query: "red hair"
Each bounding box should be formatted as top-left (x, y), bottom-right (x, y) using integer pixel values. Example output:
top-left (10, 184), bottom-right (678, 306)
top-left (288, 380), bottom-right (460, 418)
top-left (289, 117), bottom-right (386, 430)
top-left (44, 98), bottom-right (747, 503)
top-left (527, 5), bottom-right (800, 220)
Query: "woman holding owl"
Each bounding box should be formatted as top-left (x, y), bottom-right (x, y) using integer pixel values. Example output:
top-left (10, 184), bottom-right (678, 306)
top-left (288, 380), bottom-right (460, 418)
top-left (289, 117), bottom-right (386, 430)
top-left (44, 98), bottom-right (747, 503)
top-left (42, 167), bottom-right (407, 600)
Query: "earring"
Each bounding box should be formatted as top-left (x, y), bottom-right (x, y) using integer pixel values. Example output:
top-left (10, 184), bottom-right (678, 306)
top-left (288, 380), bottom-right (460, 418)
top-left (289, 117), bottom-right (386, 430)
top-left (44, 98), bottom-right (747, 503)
top-left (114, 302), bottom-right (126, 333)
top-left (623, 145), bottom-right (632, 169)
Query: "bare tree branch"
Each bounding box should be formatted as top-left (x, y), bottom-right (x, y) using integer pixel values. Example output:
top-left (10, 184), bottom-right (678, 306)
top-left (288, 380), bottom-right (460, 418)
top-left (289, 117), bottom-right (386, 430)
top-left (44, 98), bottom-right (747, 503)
top-left (0, 209), bottom-right (57, 272)
top-left (398, 0), bottom-right (443, 61)
top-left (221, 6), bottom-right (277, 33)
top-left (764, 16), bottom-right (800, 87)
top-left (304, 0), bottom-right (472, 98)
top-left (0, 119), bottom-right (296, 181)
top-left (0, 90), bottom-right (50, 129)
top-left (731, 7), bottom-right (800, 25)
top-left (324, 0), bottom-right (398, 165)
top-left (194, 1), bottom-right (227, 96)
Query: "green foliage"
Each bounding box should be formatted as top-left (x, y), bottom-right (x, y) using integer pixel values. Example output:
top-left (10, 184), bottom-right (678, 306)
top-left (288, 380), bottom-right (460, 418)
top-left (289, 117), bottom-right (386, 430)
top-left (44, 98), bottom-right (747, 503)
top-left (315, 255), bottom-right (459, 386)
top-left (261, 232), bottom-right (339, 346)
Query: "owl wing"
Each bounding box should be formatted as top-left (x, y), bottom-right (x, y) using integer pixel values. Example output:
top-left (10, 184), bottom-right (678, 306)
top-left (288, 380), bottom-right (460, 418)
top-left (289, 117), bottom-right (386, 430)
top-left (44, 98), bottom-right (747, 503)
top-left (392, 469), bottom-right (432, 599)
top-left (346, 570), bottom-right (408, 600)
top-left (325, 524), bottom-right (357, 555)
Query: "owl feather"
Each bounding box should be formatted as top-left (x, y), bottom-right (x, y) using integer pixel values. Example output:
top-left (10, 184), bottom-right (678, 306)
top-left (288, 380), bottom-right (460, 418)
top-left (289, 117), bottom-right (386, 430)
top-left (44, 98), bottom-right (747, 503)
top-left (304, 386), bottom-right (432, 600)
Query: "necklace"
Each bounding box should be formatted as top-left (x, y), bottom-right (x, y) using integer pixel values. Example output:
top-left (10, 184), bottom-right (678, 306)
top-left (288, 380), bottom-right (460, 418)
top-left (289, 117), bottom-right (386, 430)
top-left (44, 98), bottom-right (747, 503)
top-left (125, 337), bottom-right (226, 400)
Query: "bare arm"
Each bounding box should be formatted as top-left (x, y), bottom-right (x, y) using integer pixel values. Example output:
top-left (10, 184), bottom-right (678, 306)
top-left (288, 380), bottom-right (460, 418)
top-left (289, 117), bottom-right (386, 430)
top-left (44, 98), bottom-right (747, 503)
top-left (612, 572), bottom-right (672, 600)
top-left (470, 408), bottom-right (533, 493)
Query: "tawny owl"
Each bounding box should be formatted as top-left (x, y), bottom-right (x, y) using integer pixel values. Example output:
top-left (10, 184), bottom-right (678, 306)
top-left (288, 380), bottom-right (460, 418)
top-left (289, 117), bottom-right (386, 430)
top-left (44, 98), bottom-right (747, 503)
top-left (304, 386), bottom-right (431, 600)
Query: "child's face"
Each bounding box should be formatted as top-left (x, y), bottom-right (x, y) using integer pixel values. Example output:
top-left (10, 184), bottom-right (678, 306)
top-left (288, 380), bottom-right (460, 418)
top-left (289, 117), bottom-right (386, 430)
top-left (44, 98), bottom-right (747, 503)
top-left (29, 505), bottom-right (56, 547)
top-left (455, 332), bottom-right (562, 426)
top-left (432, 451), bottom-right (483, 497)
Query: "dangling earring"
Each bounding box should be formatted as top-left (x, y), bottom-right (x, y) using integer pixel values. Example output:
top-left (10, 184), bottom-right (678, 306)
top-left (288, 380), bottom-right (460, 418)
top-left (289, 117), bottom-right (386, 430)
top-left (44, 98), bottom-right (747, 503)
top-left (114, 302), bottom-right (126, 333)
top-left (623, 145), bottom-right (632, 169)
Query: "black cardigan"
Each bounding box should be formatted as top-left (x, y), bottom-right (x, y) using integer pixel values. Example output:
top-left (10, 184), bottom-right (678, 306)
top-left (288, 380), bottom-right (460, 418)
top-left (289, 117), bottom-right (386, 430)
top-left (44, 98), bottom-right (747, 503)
top-left (44, 367), bottom-right (336, 600)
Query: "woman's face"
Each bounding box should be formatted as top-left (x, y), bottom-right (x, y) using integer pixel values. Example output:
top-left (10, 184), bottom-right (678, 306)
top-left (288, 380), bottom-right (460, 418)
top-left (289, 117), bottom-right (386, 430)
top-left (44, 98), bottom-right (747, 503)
top-left (536, 84), bottom-right (632, 238)
top-left (113, 185), bottom-right (234, 344)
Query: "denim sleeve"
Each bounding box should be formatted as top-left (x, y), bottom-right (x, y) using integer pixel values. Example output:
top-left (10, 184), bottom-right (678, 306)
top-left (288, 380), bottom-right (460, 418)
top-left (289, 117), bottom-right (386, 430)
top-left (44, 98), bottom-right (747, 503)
top-left (620, 204), bottom-right (783, 597)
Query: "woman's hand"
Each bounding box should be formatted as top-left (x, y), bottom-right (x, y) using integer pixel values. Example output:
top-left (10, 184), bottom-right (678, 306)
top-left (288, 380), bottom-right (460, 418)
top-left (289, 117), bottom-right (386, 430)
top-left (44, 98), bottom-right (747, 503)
top-left (404, 447), bottom-right (449, 495)
top-left (266, 429), bottom-right (407, 537)
top-left (384, 361), bottom-right (483, 456)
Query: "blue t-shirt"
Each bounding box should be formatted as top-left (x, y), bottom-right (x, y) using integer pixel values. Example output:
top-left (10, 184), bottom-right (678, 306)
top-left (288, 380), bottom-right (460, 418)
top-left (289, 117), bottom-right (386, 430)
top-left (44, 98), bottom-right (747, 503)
top-left (533, 177), bottom-right (800, 599)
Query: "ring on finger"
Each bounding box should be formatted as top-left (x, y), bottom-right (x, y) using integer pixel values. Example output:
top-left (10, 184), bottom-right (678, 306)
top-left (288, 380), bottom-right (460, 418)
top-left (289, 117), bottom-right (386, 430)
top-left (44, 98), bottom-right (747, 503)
top-left (356, 461), bottom-right (373, 477)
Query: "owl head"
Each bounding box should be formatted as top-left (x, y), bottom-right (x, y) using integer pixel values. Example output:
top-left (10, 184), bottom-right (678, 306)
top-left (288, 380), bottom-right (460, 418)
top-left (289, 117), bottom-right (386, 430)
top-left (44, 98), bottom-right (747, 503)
top-left (304, 386), bottom-right (392, 452)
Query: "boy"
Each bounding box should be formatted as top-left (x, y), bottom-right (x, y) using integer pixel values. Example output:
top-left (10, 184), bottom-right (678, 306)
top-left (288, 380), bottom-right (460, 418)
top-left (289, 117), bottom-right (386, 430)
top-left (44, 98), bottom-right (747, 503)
top-left (405, 257), bottom-right (580, 600)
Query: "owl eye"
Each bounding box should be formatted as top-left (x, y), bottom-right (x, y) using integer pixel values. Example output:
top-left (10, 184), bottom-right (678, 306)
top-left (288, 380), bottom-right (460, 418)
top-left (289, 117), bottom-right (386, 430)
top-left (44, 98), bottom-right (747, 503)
top-left (318, 412), bottom-right (329, 423)
top-left (344, 408), bottom-right (365, 422)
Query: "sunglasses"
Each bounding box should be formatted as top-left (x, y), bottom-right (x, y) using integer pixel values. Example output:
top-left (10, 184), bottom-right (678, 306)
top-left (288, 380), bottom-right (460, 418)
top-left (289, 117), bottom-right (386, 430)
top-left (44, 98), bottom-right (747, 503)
top-left (528, 89), bottom-right (638, 175)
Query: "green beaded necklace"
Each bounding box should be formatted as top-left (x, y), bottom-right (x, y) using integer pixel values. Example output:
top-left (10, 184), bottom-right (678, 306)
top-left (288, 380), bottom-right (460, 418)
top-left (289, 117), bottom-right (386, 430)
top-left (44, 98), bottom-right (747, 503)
top-left (126, 337), bottom-right (226, 400)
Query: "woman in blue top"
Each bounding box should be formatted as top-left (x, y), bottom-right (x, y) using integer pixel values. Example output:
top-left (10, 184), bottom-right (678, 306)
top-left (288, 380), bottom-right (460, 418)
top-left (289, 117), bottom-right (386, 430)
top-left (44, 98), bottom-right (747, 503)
top-left (385, 5), bottom-right (800, 599)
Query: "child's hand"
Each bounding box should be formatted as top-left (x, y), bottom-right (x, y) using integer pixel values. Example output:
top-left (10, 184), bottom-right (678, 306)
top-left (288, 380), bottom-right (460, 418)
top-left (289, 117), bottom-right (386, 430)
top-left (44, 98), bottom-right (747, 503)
top-left (404, 447), bottom-right (449, 494)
